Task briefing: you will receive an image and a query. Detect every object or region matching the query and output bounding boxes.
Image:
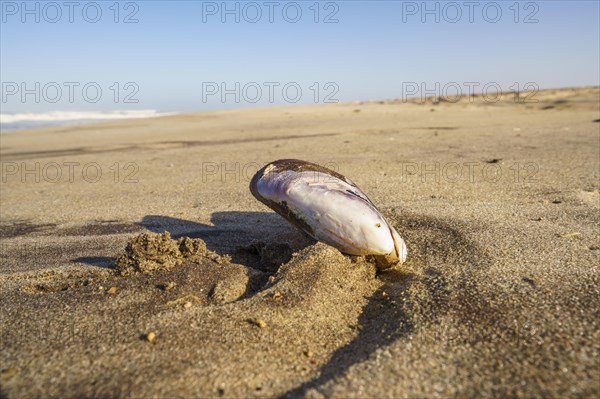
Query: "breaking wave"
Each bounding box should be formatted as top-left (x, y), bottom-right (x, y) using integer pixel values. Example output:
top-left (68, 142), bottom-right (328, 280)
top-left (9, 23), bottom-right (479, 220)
top-left (1, 110), bottom-right (174, 131)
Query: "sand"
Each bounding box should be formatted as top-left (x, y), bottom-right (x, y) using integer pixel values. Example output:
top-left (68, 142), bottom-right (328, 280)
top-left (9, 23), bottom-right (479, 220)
top-left (0, 87), bottom-right (599, 398)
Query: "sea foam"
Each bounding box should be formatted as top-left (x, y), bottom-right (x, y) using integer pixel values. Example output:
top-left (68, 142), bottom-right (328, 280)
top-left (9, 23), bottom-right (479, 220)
top-left (0, 110), bottom-right (173, 131)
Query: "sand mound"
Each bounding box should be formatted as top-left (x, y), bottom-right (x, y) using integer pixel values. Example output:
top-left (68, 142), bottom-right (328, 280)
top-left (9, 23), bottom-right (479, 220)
top-left (115, 232), bottom-right (230, 276)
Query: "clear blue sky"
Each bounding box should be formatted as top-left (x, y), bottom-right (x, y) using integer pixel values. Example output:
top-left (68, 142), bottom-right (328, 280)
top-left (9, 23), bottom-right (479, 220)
top-left (1, 0), bottom-right (599, 113)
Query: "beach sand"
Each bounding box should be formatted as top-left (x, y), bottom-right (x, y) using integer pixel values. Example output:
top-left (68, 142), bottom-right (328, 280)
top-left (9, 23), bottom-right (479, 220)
top-left (1, 87), bottom-right (599, 398)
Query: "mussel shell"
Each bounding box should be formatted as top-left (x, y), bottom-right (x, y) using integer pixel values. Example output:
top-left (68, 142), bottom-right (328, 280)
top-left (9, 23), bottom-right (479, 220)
top-left (250, 159), bottom-right (407, 268)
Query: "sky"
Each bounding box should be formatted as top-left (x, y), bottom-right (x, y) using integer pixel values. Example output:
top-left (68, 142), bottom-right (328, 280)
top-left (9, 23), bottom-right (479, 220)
top-left (1, 0), bottom-right (599, 113)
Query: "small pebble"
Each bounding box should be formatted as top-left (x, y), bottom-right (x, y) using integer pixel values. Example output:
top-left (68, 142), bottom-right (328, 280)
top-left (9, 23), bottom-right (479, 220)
top-left (248, 318), bottom-right (266, 329)
top-left (183, 301), bottom-right (192, 309)
top-left (146, 332), bottom-right (156, 343)
top-left (158, 282), bottom-right (176, 291)
top-left (303, 349), bottom-right (313, 358)
top-left (107, 286), bottom-right (117, 295)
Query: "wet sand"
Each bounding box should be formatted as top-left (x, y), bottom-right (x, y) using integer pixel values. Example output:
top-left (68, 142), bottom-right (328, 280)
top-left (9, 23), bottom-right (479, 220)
top-left (1, 87), bottom-right (599, 398)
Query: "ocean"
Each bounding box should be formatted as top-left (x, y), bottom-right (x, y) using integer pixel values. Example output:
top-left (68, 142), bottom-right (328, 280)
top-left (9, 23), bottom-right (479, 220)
top-left (0, 110), bottom-right (173, 131)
